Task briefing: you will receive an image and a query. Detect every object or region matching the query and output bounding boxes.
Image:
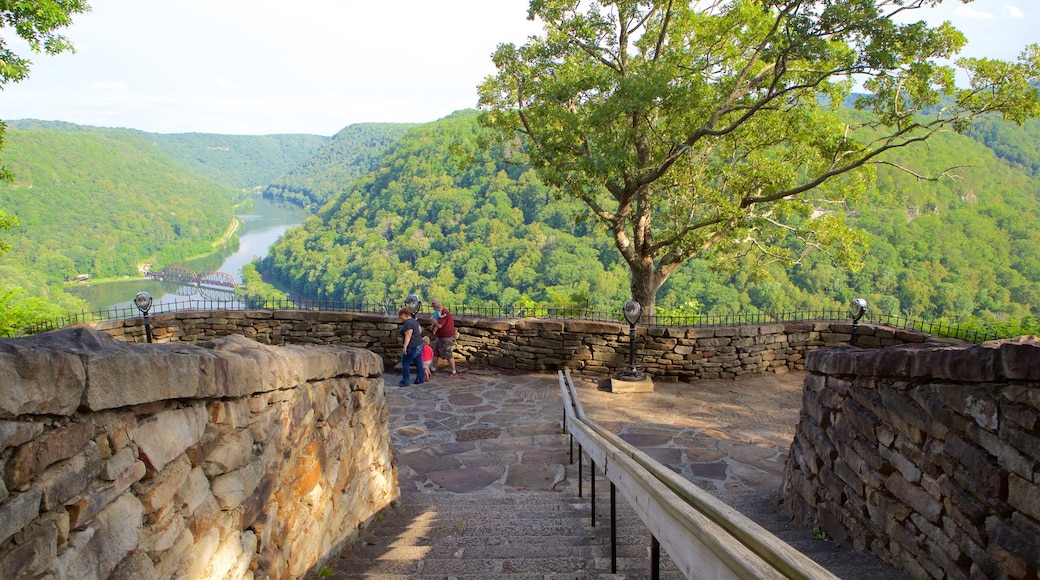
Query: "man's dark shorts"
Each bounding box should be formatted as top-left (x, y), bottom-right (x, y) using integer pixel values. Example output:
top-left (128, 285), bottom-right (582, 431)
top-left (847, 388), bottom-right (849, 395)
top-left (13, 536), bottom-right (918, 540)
top-left (434, 336), bottom-right (454, 359)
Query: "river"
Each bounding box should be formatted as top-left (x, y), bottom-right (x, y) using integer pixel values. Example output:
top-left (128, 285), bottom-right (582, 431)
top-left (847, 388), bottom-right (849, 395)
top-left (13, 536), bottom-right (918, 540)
top-left (68, 197), bottom-right (308, 311)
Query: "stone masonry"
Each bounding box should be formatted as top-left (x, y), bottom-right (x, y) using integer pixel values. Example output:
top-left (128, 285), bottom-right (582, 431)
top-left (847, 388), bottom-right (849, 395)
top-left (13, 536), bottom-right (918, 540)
top-left (783, 337), bottom-right (1040, 579)
top-left (90, 309), bottom-right (930, 380)
top-left (0, 327), bottom-right (396, 579)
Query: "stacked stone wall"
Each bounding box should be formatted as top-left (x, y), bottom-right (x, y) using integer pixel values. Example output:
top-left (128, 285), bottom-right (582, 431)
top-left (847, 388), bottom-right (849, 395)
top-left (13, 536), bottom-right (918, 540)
top-left (783, 338), bottom-right (1040, 579)
top-left (90, 309), bottom-right (930, 379)
top-left (0, 327), bottom-right (395, 579)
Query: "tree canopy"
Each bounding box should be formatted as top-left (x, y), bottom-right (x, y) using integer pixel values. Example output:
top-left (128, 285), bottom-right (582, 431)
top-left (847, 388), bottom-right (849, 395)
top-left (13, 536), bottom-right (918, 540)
top-left (262, 111), bottom-right (631, 310)
top-left (0, 0), bottom-right (88, 85)
top-left (1, 0), bottom-right (90, 245)
top-left (477, 0), bottom-right (1040, 311)
top-left (2, 0), bottom-right (90, 179)
top-left (263, 123), bottom-right (417, 211)
top-left (1, 0), bottom-right (91, 333)
top-left (0, 127), bottom-right (236, 281)
top-left (260, 109), bottom-right (1039, 324)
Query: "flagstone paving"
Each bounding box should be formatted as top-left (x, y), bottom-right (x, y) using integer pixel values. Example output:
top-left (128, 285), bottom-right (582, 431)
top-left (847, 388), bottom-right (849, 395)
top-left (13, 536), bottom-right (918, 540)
top-left (326, 364), bottom-right (905, 579)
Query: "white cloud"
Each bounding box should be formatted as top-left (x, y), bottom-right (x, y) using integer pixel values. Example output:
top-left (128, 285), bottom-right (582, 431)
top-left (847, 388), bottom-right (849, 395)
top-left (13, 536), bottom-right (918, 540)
top-left (1003, 5), bottom-right (1024, 18)
top-left (0, 0), bottom-right (1030, 135)
top-left (90, 81), bottom-right (128, 91)
top-left (955, 6), bottom-right (995, 19)
top-left (211, 78), bottom-right (240, 90)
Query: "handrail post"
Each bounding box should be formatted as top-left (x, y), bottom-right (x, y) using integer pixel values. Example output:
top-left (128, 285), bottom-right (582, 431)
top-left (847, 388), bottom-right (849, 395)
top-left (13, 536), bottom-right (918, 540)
top-left (578, 446), bottom-right (583, 498)
top-left (611, 481), bottom-right (617, 573)
top-left (591, 458), bottom-right (596, 527)
top-left (651, 535), bottom-right (660, 580)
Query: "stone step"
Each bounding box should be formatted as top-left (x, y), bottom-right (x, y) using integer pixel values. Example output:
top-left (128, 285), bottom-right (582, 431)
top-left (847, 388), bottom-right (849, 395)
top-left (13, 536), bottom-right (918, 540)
top-left (384, 490), bottom-right (659, 516)
top-left (331, 577), bottom-right (633, 580)
top-left (331, 490), bottom-right (684, 579)
top-left (330, 554), bottom-right (678, 576)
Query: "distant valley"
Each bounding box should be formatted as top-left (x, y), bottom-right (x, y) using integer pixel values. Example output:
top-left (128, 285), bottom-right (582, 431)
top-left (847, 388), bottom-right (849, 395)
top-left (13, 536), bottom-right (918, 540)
top-left (2, 108), bottom-right (1039, 332)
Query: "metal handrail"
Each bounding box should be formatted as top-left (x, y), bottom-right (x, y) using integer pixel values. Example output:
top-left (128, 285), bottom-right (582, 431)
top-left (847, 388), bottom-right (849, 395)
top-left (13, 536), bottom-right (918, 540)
top-left (558, 370), bottom-right (837, 579)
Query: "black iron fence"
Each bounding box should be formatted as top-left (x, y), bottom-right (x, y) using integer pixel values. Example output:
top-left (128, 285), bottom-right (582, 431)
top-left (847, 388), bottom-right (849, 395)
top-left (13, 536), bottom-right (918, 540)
top-left (872, 313), bottom-right (1000, 345)
top-left (20, 297), bottom-right (1001, 344)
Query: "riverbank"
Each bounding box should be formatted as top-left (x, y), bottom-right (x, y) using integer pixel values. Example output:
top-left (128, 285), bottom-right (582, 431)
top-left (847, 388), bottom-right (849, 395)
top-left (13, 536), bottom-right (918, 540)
top-left (214, 216), bottom-right (242, 247)
top-left (67, 198), bottom-right (307, 311)
top-left (77, 217), bottom-right (241, 288)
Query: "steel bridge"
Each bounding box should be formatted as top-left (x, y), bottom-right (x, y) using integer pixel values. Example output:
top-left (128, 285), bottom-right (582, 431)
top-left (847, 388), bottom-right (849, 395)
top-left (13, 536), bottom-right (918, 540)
top-left (145, 265), bottom-right (238, 290)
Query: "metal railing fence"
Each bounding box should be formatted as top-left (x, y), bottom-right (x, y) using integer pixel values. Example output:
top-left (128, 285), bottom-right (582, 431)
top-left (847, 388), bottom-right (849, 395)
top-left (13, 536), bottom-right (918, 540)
top-left (20, 296), bottom-right (1000, 344)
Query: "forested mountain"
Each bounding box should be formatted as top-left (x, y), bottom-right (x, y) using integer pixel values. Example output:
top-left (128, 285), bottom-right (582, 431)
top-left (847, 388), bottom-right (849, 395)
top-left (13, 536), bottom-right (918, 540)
top-left (0, 126), bottom-right (238, 312)
top-left (7, 119), bottom-right (328, 189)
top-left (2, 108), bottom-right (1037, 327)
top-left (145, 132), bottom-right (327, 189)
top-left (263, 110), bottom-right (629, 309)
top-left (262, 109), bottom-right (1040, 322)
top-left (965, 117), bottom-right (1040, 178)
top-left (262, 123), bottom-right (416, 210)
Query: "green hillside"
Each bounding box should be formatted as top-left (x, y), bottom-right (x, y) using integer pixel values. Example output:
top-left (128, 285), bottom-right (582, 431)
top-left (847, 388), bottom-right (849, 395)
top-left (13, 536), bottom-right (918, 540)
top-left (7, 119), bottom-right (328, 189)
top-left (262, 110), bottom-right (1040, 322)
top-left (263, 122), bottom-right (416, 210)
top-left (0, 127), bottom-right (237, 311)
top-left (263, 110), bottom-right (627, 308)
top-left (145, 132), bottom-right (327, 190)
top-left (965, 116), bottom-right (1040, 178)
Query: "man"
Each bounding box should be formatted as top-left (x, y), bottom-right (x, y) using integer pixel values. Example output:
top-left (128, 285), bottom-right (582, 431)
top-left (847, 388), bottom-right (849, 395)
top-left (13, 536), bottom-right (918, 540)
top-left (429, 299), bottom-right (458, 377)
top-left (397, 307), bottom-right (425, 386)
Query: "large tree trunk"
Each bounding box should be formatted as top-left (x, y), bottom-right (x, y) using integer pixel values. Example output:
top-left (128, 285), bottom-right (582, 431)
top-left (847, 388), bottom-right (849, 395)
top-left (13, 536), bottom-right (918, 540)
top-left (629, 259), bottom-right (664, 321)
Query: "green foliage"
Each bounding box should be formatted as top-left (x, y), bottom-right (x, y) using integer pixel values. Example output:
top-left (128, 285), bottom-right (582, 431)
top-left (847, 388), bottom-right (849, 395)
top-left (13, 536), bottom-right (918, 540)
top-left (263, 123), bottom-right (416, 209)
top-left (961, 315), bottom-right (1040, 340)
top-left (264, 109), bottom-right (1039, 324)
top-left (811, 519), bottom-right (830, 542)
top-left (142, 132), bottom-right (326, 190)
top-left (0, 207), bottom-right (16, 256)
top-left (0, 127), bottom-right (235, 284)
top-left (1, 0), bottom-right (90, 182)
top-left (236, 261), bottom-right (289, 304)
top-left (477, 0), bottom-right (1040, 311)
top-left (841, 119), bottom-right (1040, 321)
top-left (7, 120), bottom-right (328, 190)
top-left (965, 116), bottom-right (1040, 177)
top-left (0, 287), bottom-right (65, 337)
top-left (0, 121), bottom-right (12, 184)
top-left (262, 111), bottom-right (629, 310)
top-left (0, 1), bottom-right (89, 86)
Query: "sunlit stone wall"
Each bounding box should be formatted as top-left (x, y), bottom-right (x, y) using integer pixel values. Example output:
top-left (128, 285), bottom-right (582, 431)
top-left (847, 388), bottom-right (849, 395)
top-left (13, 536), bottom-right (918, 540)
top-left (90, 309), bottom-right (930, 380)
top-left (784, 338), bottom-right (1040, 579)
top-left (0, 327), bottom-right (395, 579)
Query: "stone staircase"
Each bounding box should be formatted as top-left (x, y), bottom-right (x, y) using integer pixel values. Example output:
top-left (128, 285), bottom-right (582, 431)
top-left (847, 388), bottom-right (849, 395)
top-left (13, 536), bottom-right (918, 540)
top-left (318, 370), bottom-right (907, 579)
top-left (327, 489), bottom-right (683, 579)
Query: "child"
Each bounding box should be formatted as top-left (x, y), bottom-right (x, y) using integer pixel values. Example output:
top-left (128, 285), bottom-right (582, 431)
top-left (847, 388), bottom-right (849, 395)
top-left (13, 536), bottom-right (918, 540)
top-left (420, 336), bottom-right (434, 381)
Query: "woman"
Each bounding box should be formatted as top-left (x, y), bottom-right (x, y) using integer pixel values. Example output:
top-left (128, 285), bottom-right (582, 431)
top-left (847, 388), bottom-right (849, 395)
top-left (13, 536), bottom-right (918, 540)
top-left (397, 307), bottom-right (425, 386)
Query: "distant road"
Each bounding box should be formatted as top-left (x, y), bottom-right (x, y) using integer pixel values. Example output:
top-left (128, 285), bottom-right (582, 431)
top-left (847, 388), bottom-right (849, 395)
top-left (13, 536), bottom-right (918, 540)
top-left (216, 218), bottom-right (241, 247)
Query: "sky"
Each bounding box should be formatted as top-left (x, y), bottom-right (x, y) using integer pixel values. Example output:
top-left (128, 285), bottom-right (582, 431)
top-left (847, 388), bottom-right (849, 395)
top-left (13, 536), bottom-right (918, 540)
top-left (1, 0), bottom-right (1035, 136)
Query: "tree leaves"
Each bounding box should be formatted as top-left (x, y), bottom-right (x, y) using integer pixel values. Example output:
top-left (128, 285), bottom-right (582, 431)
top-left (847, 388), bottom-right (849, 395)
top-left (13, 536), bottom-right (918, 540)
top-left (478, 0), bottom-right (1040, 310)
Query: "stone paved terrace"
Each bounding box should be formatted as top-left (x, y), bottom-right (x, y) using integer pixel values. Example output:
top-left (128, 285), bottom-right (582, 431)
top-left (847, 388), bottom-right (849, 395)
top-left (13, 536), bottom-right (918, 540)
top-left (324, 365), bottom-right (905, 579)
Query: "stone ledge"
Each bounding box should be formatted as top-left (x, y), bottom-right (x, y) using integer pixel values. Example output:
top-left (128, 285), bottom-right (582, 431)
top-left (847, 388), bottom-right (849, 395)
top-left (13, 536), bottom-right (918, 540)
top-left (787, 336), bottom-right (1040, 579)
top-left (609, 375), bottom-right (655, 393)
top-left (0, 327), bottom-right (396, 579)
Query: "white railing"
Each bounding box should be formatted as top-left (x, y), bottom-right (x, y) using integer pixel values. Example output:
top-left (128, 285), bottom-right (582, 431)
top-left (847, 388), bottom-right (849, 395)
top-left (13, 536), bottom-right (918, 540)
top-left (558, 369), bottom-right (837, 580)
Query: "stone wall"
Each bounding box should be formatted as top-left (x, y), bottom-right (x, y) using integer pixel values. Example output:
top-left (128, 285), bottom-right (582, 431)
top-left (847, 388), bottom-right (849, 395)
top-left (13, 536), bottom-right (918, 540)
top-left (0, 327), bottom-right (396, 579)
top-left (90, 309), bottom-right (930, 380)
top-left (783, 338), bottom-right (1040, 579)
